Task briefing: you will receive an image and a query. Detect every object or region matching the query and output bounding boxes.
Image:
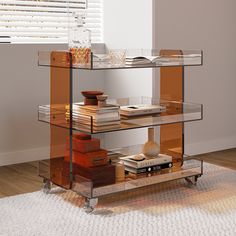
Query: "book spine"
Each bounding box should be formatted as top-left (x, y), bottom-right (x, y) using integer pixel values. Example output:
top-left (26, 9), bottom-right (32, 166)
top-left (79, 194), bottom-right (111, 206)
top-left (78, 108), bottom-right (119, 114)
top-left (77, 111), bottom-right (120, 119)
top-left (137, 157), bottom-right (170, 168)
top-left (127, 162), bottom-right (173, 174)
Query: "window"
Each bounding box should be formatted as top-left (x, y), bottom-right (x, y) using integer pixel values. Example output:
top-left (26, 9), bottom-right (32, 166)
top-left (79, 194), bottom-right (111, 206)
top-left (0, 0), bottom-right (103, 43)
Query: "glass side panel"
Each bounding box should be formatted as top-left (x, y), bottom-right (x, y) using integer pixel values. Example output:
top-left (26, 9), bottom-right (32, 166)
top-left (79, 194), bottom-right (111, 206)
top-left (38, 49), bottom-right (203, 70)
top-left (38, 97), bottom-right (203, 134)
top-left (38, 51), bottom-right (72, 189)
top-left (160, 49), bottom-right (184, 164)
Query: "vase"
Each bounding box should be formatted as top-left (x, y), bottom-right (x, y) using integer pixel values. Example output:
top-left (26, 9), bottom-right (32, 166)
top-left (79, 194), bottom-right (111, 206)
top-left (142, 127), bottom-right (160, 157)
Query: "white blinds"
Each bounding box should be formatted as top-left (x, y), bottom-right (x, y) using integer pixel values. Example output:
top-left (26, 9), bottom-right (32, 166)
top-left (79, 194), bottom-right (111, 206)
top-left (0, 0), bottom-right (103, 43)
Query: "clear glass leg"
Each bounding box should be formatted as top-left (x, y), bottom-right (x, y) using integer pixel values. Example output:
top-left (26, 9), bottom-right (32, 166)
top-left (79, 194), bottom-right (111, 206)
top-left (185, 175), bottom-right (200, 186)
top-left (84, 198), bottom-right (98, 213)
top-left (42, 178), bottom-right (52, 194)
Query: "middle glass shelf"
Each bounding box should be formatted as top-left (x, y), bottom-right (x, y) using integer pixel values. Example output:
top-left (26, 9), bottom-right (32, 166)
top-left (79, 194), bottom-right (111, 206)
top-left (38, 97), bottom-right (203, 134)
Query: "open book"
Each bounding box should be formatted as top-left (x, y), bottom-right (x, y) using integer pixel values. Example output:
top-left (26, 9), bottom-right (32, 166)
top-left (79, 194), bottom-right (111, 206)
top-left (126, 56), bottom-right (161, 66)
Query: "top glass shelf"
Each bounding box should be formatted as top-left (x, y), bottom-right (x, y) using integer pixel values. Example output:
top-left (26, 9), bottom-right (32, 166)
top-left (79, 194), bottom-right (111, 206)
top-left (38, 49), bottom-right (203, 70)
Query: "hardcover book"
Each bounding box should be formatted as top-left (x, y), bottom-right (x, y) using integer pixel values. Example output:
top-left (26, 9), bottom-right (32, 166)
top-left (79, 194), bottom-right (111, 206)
top-left (124, 162), bottom-right (173, 174)
top-left (120, 153), bottom-right (172, 169)
top-left (120, 104), bottom-right (166, 117)
top-left (74, 103), bottom-right (120, 113)
top-left (66, 111), bottom-right (120, 123)
top-left (73, 122), bottom-right (121, 132)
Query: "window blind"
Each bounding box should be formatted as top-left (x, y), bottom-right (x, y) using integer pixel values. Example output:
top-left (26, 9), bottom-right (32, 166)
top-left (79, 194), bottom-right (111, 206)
top-left (0, 0), bottom-right (103, 43)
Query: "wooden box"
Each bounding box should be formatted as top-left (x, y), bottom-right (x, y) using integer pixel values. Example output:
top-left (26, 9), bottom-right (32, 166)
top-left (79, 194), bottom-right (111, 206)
top-left (64, 163), bottom-right (116, 187)
top-left (66, 137), bottom-right (100, 153)
top-left (64, 149), bottom-right (108, 167)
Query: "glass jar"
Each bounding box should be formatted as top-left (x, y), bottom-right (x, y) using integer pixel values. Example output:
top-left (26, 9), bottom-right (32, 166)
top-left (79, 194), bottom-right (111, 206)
top-left (68, 12), bottom-right (91, 66)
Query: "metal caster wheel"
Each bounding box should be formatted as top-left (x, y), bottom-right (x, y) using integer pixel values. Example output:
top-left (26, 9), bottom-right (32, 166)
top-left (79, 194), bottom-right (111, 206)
top-left (185, 176), bottom-right (198, 187)
top-left (42, 178), bottom-right (52, 194)
top-left (84, 198), bottom-right (98, 213)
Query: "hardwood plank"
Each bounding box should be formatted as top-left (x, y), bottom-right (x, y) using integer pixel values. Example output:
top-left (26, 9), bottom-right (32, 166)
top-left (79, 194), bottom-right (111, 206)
top-left (194, 148), bottom-right (236, 170)
top-left (0, 162), bottom-right (42, 198)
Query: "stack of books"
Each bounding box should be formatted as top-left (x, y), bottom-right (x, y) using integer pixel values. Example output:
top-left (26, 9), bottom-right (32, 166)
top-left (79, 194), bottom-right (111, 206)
top-left (120, 153), bottom-right (173, 174)
top-left (38, 105), bottom-right (50, 121)
top-left (38, 104), bottom-right (66, 123)
top-left (66, 103), bottom-right (121, 132)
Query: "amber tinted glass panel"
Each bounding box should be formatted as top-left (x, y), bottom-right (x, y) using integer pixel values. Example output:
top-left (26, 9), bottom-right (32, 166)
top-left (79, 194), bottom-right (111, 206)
top-left (50, 51), bottom-right (72, 189)
top-left (160, 50), bottom-right (183, 163)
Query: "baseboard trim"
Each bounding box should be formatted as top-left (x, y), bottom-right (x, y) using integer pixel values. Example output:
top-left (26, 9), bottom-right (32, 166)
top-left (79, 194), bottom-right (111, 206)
top-left (1, 136), bottom-right (236, 166)
top-left (185, 136), bottom-right (236, 156)
top-left (0, 146), bottom-right (50, 166)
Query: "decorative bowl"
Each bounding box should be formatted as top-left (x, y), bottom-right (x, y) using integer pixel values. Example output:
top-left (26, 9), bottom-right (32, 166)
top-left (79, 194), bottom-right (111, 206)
top-left (81, 91), bottom-right (104, 99)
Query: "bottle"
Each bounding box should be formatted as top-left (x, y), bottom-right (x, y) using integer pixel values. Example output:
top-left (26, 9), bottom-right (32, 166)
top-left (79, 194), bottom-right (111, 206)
top-left (142, 127), bottom-right (160, 157)
top-left (68, 12), bottom-right (91, 65)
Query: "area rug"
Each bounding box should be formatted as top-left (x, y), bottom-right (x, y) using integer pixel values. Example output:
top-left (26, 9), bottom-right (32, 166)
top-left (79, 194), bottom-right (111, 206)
top-left (0, 163), bottom-right (236, 236)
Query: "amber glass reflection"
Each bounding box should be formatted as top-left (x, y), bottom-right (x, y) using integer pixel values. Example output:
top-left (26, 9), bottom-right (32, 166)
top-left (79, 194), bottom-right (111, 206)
top-left (160, 50), bottom-right (184, 164)
top-left (50, 51), bottom-right (72, 189)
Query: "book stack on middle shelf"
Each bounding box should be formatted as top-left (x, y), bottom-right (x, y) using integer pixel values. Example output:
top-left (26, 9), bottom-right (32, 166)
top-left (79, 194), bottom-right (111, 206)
top-left (38, 97), bottom-right (203, 134)
top-left (65, 102), bottom-right (121, 132)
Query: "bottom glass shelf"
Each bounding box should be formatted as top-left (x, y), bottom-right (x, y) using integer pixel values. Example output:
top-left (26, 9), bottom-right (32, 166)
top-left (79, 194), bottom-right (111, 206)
top-left (72, 159), bottom-right (203, 198)
top-left (39, 154), bottom-right (203, 198)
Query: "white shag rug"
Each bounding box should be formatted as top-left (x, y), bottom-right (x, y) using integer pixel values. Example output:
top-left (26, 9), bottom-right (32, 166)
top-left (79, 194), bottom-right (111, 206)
top-left (1, 163), bottom-right (236, 236)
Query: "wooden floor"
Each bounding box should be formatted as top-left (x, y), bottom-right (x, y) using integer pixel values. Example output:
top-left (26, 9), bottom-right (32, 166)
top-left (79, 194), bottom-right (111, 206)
top-left (0, 148), bottom-right (236, 198)
top-left (0, 162), bottom-right (42, 198)
top-left (194, 148), bottom-right (236, 170)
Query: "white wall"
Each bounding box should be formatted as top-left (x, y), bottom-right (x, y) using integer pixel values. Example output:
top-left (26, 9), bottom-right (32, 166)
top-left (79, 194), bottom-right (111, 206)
top-left (155, 0), bottom-right (236, 155)
top-left (0, 44), bottom-right (105, 166)
top-left (103, 0), bottom-right (153, 97)
top-left (103, 0), bottom-right (154, 149)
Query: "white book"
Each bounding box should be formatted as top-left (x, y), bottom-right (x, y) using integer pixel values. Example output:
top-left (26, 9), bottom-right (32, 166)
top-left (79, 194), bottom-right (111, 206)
top-left (120, 104), bottom-right (166, 117)
top-left (126, 56), bottom-right (161, 65)
top-left (74, 103), bottom-right (120, 113)
top-left (120, 153), bottom-right (172, 169)
top-left (73, 123), bottom-right (121, 132)
top-left (75, 110), bottom-right (119, 118)
top-left (73, 118), bottom-right (121, 127)
top-left (70, 113), bottom-right (120, 123)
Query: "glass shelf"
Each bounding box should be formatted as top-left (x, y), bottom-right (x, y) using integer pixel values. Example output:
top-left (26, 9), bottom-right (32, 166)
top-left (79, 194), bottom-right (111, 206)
top-left (74, 159), bottom-right (203, 198)
top-left (38, 144), bottom-right (203, 198)
top-left (38, 97), bottom-right (203, 134)
top-left (38, 49), bottom-right (203, 70)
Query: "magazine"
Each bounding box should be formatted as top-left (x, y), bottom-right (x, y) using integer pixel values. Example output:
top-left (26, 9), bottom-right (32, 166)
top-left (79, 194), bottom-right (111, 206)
top-left (126, 56), bottom-right (161, 66)
top-left (120, 104), bottom-right (166, 117)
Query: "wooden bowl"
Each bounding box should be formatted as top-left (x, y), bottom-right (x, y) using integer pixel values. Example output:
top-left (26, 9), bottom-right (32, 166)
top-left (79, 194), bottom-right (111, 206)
top-left (81, 91), bottom-right (104, 99)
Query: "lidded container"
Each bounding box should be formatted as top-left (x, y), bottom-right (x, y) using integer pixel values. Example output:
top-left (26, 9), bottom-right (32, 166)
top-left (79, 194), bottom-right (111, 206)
top-left (68, 11), bottom-right (91, 65)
